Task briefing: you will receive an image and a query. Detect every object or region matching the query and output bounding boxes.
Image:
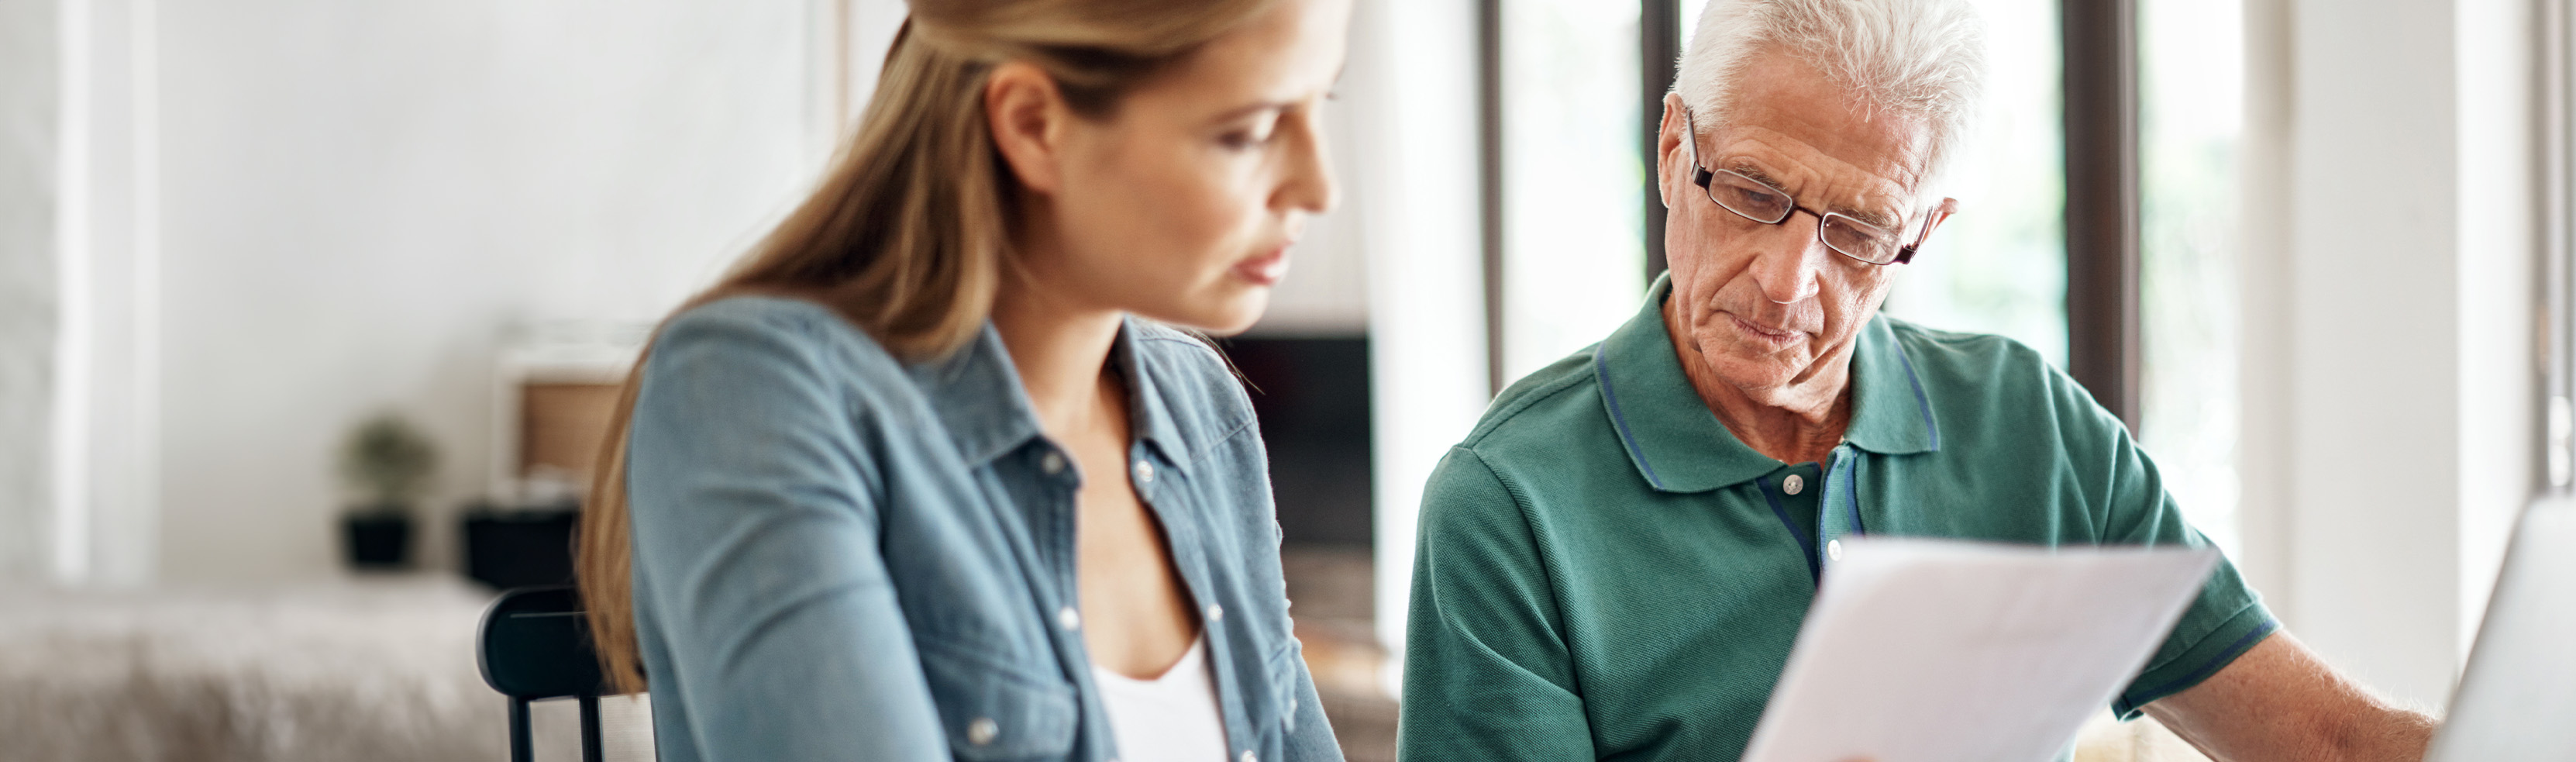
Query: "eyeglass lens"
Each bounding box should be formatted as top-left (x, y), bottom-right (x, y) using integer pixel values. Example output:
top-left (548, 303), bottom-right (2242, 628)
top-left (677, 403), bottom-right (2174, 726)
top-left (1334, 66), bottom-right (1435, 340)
top-left (1703, 170), bottom-right (1903, 264)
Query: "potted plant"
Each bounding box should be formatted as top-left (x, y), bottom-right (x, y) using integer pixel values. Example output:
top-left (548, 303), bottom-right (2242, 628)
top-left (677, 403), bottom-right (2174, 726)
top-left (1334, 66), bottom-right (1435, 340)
top-left (339, 412), bottom-right (439, 570)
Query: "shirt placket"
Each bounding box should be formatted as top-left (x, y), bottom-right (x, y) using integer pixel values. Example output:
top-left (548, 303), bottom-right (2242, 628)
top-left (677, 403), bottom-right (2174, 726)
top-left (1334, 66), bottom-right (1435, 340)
top-left (1813, 445), bottom-right (1864, 573)
top-left (1021, 441), bottom-right (1115, 760)
top-left (1756, 462), bottom-right (1826, 582)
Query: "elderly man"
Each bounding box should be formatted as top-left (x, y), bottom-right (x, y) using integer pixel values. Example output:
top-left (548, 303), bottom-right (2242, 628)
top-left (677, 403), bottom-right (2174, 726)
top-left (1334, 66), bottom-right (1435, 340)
top-left (1399, 0), bottom-right (2438, 760)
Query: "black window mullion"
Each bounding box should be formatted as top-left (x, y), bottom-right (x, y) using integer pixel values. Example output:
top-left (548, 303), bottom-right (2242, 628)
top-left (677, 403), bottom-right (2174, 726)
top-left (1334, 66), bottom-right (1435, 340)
top-left (1642, 0), bottom-right (1684, 281)
top-left (2063, 0), bottom-right (2143, 432)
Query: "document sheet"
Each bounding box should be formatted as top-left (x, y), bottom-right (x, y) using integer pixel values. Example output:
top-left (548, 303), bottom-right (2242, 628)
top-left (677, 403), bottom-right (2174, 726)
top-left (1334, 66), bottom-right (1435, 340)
top-left (1738, 539), bottom-right (2219, 762)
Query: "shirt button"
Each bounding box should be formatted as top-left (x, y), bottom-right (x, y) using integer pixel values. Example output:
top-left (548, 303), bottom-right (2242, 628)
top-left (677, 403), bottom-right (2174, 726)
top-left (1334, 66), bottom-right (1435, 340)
top-left (1041, 452), bottom-right (1066, 475)
top-left (1242, 752), bottom-right (1257, 762)
top-left (1783, 474), bottom-right (1805, 495)
top-left (1134, 460), bottom-right (1155, 484)
top-left (968, 717), bottom-right (998, 746)
top-left (1207, 603), bottom-right (1224, 622)
top-left (1827, 539), bottom-right (1844, 561)
top-left (1057, 606), bottom-right (1080, 631)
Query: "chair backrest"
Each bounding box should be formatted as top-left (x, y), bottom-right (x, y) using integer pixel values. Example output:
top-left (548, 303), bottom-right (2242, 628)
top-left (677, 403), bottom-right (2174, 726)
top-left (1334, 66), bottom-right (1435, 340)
top-left (478, 584), bottom-right (611, 762)
top-left (480, 584), bottom-right (604, 699)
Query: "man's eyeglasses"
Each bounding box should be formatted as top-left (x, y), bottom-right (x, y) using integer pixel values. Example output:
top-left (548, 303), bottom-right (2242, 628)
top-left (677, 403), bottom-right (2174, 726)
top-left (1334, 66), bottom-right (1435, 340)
top-left (1680, 109), bottom-right (1952, 266)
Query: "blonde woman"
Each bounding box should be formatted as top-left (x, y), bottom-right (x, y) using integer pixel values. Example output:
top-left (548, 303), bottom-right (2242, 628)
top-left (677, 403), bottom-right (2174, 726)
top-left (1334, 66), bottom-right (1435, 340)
top-left (572, 0), bottom-right (1352, 760)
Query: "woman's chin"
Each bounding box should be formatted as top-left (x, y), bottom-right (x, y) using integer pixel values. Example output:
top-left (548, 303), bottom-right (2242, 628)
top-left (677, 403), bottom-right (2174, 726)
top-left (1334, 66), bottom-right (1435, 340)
top-left (1146, 291), bottom-right (1270, 336)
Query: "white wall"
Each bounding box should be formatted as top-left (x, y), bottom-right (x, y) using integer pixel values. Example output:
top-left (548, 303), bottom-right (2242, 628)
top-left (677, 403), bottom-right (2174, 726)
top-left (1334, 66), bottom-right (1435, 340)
top-left (143, 0), bottom-right (821, 581)
top-left (2239, 0), bottom-right (2537, 708)
top-left (1352, 0), bottom-right (1490, 689)
top-left (2, 0), bottom-right (60, 581)
top-left (32, 0), bottom-right (1363, 585)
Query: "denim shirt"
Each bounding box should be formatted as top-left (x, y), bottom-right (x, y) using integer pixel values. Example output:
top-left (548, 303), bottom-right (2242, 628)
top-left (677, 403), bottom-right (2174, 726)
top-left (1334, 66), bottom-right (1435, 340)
top-left (624, 296), bottom-right (1342, 762)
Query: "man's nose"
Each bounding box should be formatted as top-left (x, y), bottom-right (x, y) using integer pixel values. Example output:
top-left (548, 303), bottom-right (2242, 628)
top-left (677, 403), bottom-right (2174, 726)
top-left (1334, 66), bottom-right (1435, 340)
top-left (1746, 221), bottom-right (1829, 304)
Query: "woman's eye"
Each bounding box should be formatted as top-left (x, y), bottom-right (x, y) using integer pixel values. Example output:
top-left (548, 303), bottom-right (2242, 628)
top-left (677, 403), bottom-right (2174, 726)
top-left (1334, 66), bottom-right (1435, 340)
top-left (1220, 120), bottom-right (1280, 151)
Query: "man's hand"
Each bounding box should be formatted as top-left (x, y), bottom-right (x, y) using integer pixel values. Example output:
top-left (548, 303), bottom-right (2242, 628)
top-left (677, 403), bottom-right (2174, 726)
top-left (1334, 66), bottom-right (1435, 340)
top-left (2144, 631), bottom-right (2437, 761)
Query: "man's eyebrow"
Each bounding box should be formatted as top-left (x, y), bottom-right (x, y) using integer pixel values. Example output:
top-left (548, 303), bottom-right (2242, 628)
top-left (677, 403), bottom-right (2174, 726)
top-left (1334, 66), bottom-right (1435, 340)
top-left (1832, 204), bottom-right (1900, 229)
top-left (1730, 160), bottom-right (1903, 228)
top-left (1726, 162), bottom-right (1786, 187)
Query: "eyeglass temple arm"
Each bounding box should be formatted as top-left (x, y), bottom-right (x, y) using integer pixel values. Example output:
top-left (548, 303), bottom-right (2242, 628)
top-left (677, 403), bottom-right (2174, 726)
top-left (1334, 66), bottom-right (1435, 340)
top-left (1894, 201), bottom-right (1961, 264)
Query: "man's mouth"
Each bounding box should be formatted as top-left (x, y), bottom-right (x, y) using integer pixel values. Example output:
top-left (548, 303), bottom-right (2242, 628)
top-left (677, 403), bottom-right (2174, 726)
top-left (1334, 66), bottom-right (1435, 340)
top-left (1727, 312), bottom-right (1805, 344)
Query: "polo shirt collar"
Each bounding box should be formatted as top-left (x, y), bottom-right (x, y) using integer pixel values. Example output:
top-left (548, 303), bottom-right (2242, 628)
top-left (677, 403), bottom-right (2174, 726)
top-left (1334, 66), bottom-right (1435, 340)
top-left (1595, 274), bottom-right (1941, 493)
top-left (914, 316), bottom-right (1188, 467)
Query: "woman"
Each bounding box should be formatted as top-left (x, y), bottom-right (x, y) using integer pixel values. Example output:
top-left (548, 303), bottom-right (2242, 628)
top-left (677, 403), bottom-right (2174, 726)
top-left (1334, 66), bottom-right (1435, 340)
top-left (571, 0), bottom-right (1352, 759)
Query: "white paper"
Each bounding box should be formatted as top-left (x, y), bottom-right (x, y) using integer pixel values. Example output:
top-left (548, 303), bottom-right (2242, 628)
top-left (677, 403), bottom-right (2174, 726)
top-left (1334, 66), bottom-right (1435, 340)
top-left (1738, 538), bottom-right (2220, 762)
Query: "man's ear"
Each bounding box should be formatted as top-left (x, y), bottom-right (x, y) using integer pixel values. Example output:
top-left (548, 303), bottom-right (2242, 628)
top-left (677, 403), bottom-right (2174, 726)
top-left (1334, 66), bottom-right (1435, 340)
top-left (1656, 91), bottom-right (1689, 208)
top-left (1920, 197), bottom-right (1961, 240)
top-left (986, 62), bottom-right (1069, 195)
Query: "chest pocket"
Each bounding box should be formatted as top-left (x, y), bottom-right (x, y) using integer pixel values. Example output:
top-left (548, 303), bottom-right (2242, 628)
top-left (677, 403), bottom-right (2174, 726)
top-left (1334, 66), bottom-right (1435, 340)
top-left (916, 635), bottom-right (1078, 761)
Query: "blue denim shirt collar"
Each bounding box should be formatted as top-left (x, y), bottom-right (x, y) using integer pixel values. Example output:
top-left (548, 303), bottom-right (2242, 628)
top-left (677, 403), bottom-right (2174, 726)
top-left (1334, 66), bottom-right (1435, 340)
top-left (910, 316), bottom-right (1193, 469)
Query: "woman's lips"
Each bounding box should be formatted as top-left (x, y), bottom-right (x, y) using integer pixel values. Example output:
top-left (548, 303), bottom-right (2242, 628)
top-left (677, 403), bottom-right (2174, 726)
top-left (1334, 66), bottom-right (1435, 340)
top-left (1235, 246), bottom-right (1291, 287)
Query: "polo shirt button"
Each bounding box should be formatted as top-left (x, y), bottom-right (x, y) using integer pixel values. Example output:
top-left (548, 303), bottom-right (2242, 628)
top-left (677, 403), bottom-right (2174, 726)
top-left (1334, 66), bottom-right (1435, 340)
top-left (968, 717), bottom-right (998, 746)
top-left (1041, 452), bottom-right (1066, 475)
top-left (1207, 603), bottom-right (1224, 622)
top-left (1134, 460), bottom-right (1155, 484)
top-left (1057, 606), bottom-right (1080, 631)
top-left (1242, 752), bottom-right (1257, 762)
top-left (1827, 539), bottom-right (1844, 561)
top-left (1783, 474), bottom-right (1805, 495)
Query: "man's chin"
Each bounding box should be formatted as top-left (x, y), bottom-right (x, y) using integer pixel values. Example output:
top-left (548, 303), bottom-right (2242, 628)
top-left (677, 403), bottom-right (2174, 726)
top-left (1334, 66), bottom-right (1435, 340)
top-left (1692, 354), bottom-right (1800, 393)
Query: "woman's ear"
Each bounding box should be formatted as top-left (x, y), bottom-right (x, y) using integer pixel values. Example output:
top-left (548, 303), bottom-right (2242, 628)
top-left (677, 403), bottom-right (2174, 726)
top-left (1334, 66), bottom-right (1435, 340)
top-left (986, 62), bottom-right (1069, 195)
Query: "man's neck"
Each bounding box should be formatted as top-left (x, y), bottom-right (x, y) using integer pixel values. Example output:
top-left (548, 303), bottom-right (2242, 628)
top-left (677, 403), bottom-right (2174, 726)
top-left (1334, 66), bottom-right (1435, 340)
top-left (1665, 298), bottom-right (1854, 466)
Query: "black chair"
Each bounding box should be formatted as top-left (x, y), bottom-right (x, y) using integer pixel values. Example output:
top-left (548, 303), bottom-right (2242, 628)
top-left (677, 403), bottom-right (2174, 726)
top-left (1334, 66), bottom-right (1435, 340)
top-left (478, 584), bottom-right (613, 762)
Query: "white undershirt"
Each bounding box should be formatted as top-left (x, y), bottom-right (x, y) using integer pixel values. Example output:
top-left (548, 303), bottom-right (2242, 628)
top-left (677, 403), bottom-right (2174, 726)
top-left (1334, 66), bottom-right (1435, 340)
top-left (1090, 634), bottom-right (1231, 762)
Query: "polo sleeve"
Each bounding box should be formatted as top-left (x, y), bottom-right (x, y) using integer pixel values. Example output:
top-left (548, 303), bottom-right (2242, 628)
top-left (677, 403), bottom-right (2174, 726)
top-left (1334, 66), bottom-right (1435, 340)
top-left (626, 308), bottom-right (949, 760)
top-left (2071, 378), bottom-right (2281, 719)
top-left (1400, 448), bottom-right (1597, 762)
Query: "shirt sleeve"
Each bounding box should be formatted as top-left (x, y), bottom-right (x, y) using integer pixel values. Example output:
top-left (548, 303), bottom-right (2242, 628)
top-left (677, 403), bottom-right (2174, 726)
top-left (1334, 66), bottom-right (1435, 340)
top-left (1280, 636), bottom-right (1348, 762)
top-left (625, 308), bottom-right (949, 760)
top-left (2071, 374), bottom-right (2281, 719)
top-left (1399, 448), bottom-right (1598, 762)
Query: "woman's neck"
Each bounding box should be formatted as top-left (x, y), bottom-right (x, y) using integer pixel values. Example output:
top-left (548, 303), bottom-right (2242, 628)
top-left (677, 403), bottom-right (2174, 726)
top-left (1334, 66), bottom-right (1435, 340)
top-left (990, 276), bottom-right (1127, 437)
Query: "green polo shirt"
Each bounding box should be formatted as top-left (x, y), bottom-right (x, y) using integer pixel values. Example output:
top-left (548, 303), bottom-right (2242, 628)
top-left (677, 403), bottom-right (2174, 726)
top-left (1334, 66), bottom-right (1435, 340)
top-left (1400, 276), bottom-right (2276, 762)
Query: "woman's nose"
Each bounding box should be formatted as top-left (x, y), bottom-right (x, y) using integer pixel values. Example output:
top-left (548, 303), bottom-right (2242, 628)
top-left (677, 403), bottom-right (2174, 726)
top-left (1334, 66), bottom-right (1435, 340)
top-left (1276, 112), bottom-right (1337, 215)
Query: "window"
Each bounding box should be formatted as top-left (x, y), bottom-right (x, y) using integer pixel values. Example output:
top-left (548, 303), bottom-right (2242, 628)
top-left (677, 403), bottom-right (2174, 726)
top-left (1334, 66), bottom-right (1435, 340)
top-left (1496, 0), bottom-right (1650, 382)
top-left (2138, 0), bottom-right (2246, 552)
top-left (1879, 0), bottom-right (2069, 367)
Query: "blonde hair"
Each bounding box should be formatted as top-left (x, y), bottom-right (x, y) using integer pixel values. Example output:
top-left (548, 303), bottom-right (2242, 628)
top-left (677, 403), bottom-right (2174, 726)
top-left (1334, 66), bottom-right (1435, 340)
top-left (578, 0), bottom-right (1276, 694)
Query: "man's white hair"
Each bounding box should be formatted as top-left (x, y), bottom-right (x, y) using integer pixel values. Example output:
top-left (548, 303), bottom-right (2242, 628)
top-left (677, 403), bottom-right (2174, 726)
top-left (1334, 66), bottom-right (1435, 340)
top-left (1674, 0), bottom-right (1985, 184)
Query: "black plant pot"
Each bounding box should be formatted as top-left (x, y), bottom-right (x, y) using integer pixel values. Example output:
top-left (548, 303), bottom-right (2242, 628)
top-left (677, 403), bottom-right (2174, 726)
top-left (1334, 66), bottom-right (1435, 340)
top-left (343, 512), bottom-right (415, 570)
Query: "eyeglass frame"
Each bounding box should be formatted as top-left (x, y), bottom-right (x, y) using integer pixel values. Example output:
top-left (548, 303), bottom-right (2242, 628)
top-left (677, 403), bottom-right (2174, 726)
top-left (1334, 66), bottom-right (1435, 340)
top-left (1679, 108), bottom-right (1954, 266)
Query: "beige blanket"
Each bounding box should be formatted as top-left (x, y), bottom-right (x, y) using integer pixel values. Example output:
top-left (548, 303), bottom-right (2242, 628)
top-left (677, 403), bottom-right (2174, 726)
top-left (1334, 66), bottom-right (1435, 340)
top-left (0, 577), bottom-right (649, 762)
